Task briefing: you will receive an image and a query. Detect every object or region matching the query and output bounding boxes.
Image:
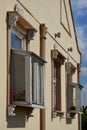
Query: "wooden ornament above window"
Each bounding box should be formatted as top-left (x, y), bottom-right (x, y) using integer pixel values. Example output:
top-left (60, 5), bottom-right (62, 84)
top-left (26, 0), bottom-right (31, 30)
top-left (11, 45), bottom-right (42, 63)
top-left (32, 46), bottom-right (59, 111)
top-left (51, 50), bottom-right (58, 59)
top-left (51, 50), bottom-right (65, 64)
top-left (65, 62), bottom-right (76, 74)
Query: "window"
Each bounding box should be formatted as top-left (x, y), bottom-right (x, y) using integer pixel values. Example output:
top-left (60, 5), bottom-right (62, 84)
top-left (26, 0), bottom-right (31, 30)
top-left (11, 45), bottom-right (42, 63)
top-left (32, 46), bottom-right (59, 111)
top-left (31, 57), bottom-right (44, 105)
top-left (66, 62), bottom-right (83, 113)
top-left (11, 28), bottom-right (26, 50)
top-left (51, 50), bottom-right (65, 114)
top-left (68, 82), bottom-right (83, 112)
top-left (11, 50), bottom-right (45, 108)
top-left (53, 60), bottom-right (61, 111)
top-left (7, 12), bottom-right (45, 109)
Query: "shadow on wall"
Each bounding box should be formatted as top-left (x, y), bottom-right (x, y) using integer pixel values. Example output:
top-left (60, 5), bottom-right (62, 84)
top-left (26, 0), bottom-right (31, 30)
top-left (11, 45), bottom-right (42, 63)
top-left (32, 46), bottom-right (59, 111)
top-left (7, 107), bottom-right (33, 128)
top-left (66, 115), bottom-right (76, 124)
top-left (66, 118), bottom-right (72, 124)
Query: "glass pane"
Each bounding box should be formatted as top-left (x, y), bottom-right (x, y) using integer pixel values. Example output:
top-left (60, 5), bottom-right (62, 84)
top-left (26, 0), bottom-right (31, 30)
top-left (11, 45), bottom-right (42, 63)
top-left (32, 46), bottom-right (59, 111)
top-left (77, 86), bottom-right (82, 111)
top-left (31, 58), bottom-right (44, 105)
top-left (53, 63), bottom-right (57, 110)
top-left (11, 32), bottom-right (22, 50)
top-left (73, 87), bottom-right (76, 106)
top-left (32, 60), bottom-right (37, 103)
top-left (37, 63), bottom-right (41, 104)
top-left (40, 66), bottom-right (44, 105)
top-left (68, 85), bottom-right (73, 110)
top-left (11, 54), bottom-right (26, 102)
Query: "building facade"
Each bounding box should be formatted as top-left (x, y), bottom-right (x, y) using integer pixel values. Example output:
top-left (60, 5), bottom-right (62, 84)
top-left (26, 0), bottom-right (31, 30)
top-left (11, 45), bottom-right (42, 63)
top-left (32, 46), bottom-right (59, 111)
top-left (0, 0), bottom-right (82, 130)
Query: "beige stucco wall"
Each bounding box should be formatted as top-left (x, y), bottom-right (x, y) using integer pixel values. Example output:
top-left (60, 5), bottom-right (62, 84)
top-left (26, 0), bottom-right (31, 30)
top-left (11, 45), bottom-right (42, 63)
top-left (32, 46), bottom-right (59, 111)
top-left (0, 0), bottom-right (81, 130)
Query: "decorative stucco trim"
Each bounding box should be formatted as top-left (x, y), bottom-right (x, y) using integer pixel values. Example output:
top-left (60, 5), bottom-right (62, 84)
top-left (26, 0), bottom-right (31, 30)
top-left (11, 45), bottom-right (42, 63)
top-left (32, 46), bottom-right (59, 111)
top-left (16, 0), bottom-right (81, 65)
top-left (60, 0), bottom-right (71, 37)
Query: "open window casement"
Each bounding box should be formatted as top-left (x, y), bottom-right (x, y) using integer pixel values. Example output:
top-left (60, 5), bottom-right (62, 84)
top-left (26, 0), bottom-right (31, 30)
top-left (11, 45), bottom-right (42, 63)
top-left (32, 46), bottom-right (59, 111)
top-left (76, 83), bottom-right (83, 112)
top-left (68, 83), bottom-right (83, 113)
top-left (66, 62), bottom-right (83, 113)
top-left (10, 50), bottom-right (46, 109)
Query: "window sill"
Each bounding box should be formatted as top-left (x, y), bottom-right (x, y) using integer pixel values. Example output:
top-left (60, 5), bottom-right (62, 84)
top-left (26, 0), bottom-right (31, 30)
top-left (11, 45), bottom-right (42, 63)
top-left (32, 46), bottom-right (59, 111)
top-left (12, 101), bottom-right (45, 109)
top-left (52, 111), bottom-right (64, 118)
top-left (78, 111), bottom-right (83, 114)
top-left (68, 110), bottom-right (77, 114)
top-left (66, 111), bottom-right (77, 118)
top-left (56, 110), bottom-right (64, 114)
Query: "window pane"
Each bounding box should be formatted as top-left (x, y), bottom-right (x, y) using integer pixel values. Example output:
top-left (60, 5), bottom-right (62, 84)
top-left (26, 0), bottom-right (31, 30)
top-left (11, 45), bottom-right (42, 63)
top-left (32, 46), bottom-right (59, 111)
top-left (40, 66), bottom-right (44, 105)
top-left (11, 32), bottom-right (22, 50)
top-left (73, 87), bottom-right (76, 107)
top-left (67, 84), bottom-right (73, 110)
top-left (31, 58), bottom-right (44, 105)
top-left (32, 60), bottom-right (37, 103)
top-left (11, 54), bottom-right (26, 102)
top-left (76, 86), bottom-right (82, 111)
top-left (37, 64), bottom-right (41, 104)
top-left (53, 63), bottom-right (57, 110)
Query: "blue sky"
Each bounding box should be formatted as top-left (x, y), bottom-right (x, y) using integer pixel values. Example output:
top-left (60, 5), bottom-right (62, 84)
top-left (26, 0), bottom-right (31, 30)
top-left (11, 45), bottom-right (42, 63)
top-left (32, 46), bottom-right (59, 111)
top-left (71, 0), bottom-right (87, 106)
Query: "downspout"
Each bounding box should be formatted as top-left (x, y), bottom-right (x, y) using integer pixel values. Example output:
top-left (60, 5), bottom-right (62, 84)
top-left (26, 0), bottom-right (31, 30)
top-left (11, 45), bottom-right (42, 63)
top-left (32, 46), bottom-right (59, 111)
top-left (40, 24), bottom-right (47, 130)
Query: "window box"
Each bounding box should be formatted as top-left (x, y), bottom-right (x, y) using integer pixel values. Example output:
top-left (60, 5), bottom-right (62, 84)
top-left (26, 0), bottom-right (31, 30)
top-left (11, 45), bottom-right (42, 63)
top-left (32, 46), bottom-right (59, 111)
top-left (10, 50), bottom-right (46, 109)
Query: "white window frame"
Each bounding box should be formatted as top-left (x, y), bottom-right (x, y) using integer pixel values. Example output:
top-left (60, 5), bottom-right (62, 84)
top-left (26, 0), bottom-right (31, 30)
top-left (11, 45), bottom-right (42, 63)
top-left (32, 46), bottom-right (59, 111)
top-left (11, 27), bottom-right (26, 50)
top-left (30, 56), bottom-right (45, 106)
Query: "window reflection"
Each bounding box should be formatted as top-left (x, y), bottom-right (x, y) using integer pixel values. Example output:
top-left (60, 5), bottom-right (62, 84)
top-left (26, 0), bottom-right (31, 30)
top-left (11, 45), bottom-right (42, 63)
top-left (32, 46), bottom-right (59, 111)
top-left (11, 32), bottom-right (22, 50)
top-left (11, 29), bottom-right (26, 50)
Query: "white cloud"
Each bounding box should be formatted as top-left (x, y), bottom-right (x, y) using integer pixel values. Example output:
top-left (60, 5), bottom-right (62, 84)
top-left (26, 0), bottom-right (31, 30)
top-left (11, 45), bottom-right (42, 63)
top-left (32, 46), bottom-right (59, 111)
top-left (83, 86), bottom-right (87, 92)
top-left (71, 0), bottom-right (87, 9)
top-left (71, 0), bottom-right (87, 16)
top-left (81, 67), bottom-right (87, 77)
top-left (82, 86), bottom-right (87, 106)
top-left (71, 1), bottom-right (87, 59)
top-left (76, 25), bottom-right (87, 60)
